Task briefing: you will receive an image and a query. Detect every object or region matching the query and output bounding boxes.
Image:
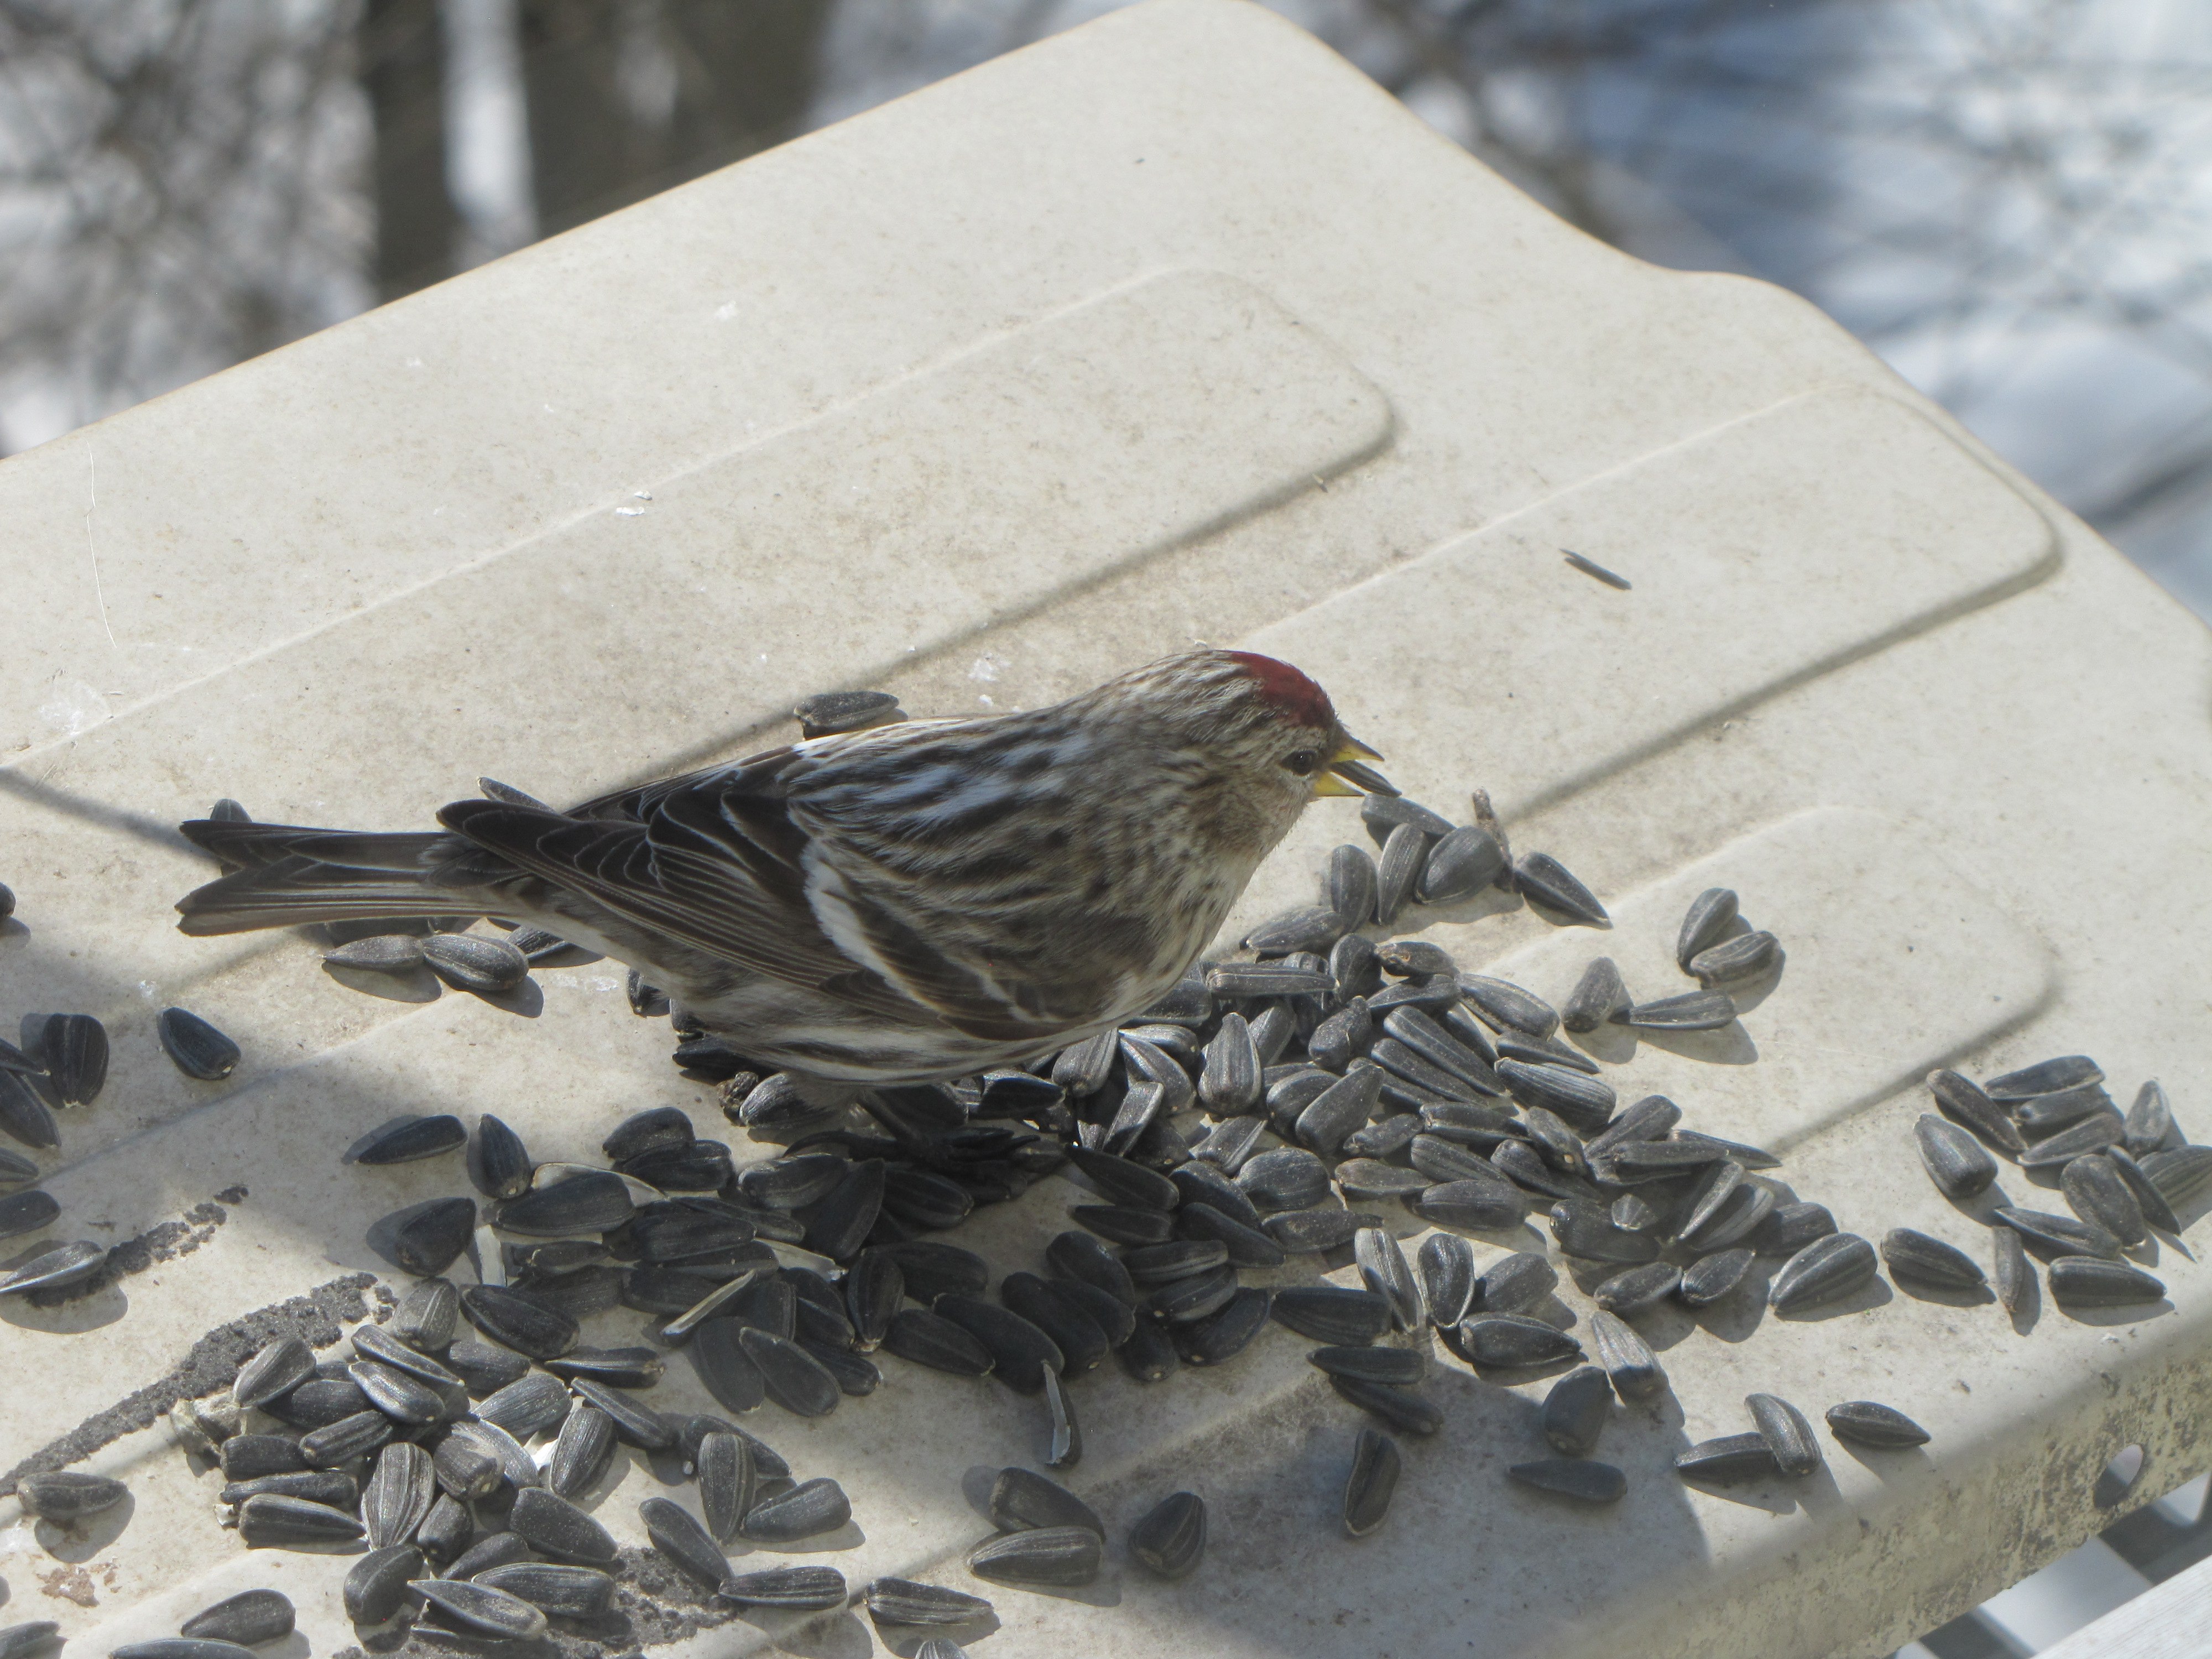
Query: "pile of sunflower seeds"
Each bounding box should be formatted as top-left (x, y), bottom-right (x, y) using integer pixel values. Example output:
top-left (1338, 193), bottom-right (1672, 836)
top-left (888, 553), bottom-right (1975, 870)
top-left (6, 763), bottom-right (2206, 1658)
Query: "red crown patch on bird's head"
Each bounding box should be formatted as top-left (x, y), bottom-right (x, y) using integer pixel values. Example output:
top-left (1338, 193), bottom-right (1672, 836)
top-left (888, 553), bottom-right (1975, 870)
top-left (1225, 651), bottom-right (1336, 731)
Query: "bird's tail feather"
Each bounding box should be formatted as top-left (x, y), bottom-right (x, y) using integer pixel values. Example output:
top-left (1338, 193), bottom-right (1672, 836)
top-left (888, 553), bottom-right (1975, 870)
top-left (174, 821), bottom-right (483, 937)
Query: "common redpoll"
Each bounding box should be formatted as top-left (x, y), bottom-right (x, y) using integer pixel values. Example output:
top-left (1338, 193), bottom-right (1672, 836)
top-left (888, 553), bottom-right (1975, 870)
top-left (174, 649), bottom-right (1386, 1084)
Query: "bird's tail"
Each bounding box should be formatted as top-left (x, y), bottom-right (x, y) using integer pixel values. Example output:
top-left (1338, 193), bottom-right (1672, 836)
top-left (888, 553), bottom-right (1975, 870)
top-left (174, 819), bottom-right (495, 937)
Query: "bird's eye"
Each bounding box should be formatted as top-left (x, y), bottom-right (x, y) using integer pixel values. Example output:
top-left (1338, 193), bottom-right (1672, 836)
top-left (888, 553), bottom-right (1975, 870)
top-left (1285, 749), bottom-right (1319, 778)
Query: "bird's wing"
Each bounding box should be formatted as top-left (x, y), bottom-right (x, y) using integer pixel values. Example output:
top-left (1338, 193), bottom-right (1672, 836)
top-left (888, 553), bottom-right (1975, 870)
top-left (439, 759), bottom-right (1050, 1043)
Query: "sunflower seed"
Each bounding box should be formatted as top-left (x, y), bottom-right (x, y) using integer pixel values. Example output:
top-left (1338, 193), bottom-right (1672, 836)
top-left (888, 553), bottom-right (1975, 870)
top-left (1331, 1375), bottom-right (1443, 1435)
top-left (684, 1318), bottom-right (765, 1410)
top-left (1328, 935), bottom-right (1382, 1011)
top-left (350, 1360), bottom-right (444, 1425)
top-left (1038, 1363), bottom-right (1082, 1469)
top-left (1453, 1313), bottom-right (1583, 1369)
top-left (1989, 1225), bottom-right (2032, 1316)
top-left (1343, 1427), bottom-right (1400, 1536)
top-left (342, 1544), bottom-right (424, 1625)
top-left (219, 1471), bottom-right (357, 1509)
top-left (1746, 1201), bottom-right (1834, 1260)
top-left (1062, 1146), bottom-right (1176, 1211)
top-left (1583, 1310), bottom-right (1662, 1401)
top-left (1117, 1316), bottom-right (1180, 1383)
top-left (1118, 1490), bottom-right (1204, 1581)
top-left (706, 1564), bottom-right (842, 1611)
top-left (1238, 1146), bottom-right (1331, 1212)
top-left (741, 1476), bottom-right (851, 1543)
top-left (0, 1629), bottom-right (56, 1659)
top-left (0, 1189), bottom-right (57, 1240)
top-left (1994, 1204), bottom-right (2122, 1260)
top-left (1554, 959), bottom-right (1626, 1035)
top-left (420, 933), bottom-right (529, 993)
top-left (1917, 1115), bottom-right (1998, 1199)
top-left (415, 1493), bottom-right (471, 1563)
top-left (2143, 1145), bottom-right (2212, 1207)
top-left (1144, 1264), bottom-right (1238, 1323)
top-left (1880, 1228), bottom-right (1986, 1292)
top-left (1689, 931), bottom-right (1779, 987)
top-left (2061, 1155), bottom-right (2148, 1246)
top-left (1415, 1177), bottom-right (1531, 1233)
top-left (1770, 1232), bottom-right (1877, 1312)
top-left (446, 1417), bottom-right (538, 1490)
top-left (474, 1371), bottom-right (568, 1437)
top-left (1927, 1069), bottom-right (2026, 1154)
top-left (1986, 1055), bottom-right (2102, 1100)
top-left (1548, 1199), bottom-right (1658, 1265)
top-left (41, 1015), bottom-right (107, 1106)
top-left (1354, 1227), bottom-right (1423, 1330)
top-left (2048, 1256), bottom-right (2166, 1307)
top-left (1408, 1132), bottom-right (1503, 1186)
top-left (1676, 1432), bottom-right (1777, 1484)
top-left (384, 1198), bottom-right (474, 1279)
top-left (1824, 1401), bottom-right (1931, 1448)
top-left (363, 1443), bottom-right (435, 1548)
top-left (726, 1328), bottom-right (835, 1418)
top-left (1338, 1109), bottom-right (1415, 1163)
top-left (1593, 1261), bottom-right (1680, 1317)
top-left (1419, 825), bottom-right (1508, 902)
top-left (432, 1428), bottom-right (503, 1502)
top-left (1580, 1097), bottom-right (1680, 1161)
top-left (1302, 1346), bottom-right (1422, 1389)
top-left (864, 1578), bottom-right (994, 1629)
top-left (1265, 1284), bottom-right (1386, 1344)
top-left (1043, 1233), bottom-right (1135, 1306)
top-left (632, 1495), bottom-right (727, 1589)
top-left (156, 1007), bottom-right (241, 1082)
top-left (504, 1486), bottom-right (614, 1562)
top-left (1244, 906), bottom-right (1349, 956)
top-left (1360, 795), bottom-right (1452, 845)
top-left (1382, 1008), bottom-right (1501, 1094)
top-left (982, 1465), bottom-right (1102, 1537)
top-left (1673, 889), bottom-right (1739, 968)
top-left (446, 1531), bottom-right (530, 1581)
top-left (1204, 963), bottom-right (1333, 999)
top-left (299, 1410), bottom-right (391, 1466)
top-left (1171, 1156), bottom-right (1265, 1223)
top-left (495, 1170), bottom-right (633, 1237)
top-left (16, 1470), bottom-right (125, 1522)
top-left (674, 1429), bottom-right (753, 1547)
top-left (458, 1285), bottom-right (576, 1359)
top-left (1540, 1364), bottom-right (1614, 1455)
top-left (324, 935), bottom-right (430, 977)
top-left (352, 1328), bottom-right (459, 1394)
top-left (1367, 974), bottom-right (1462, 1017)
top-left (0, 1074), bottom-right (59, 1151)
top-left (233, 1335), bottom-right (315, 1410)
top-left (1051, 1031), bottom-right (1119, 1095)
top-left (1410, 1233), bottom-right (1475, 1328)
top-left (881, 1308), bottom-right (994, 1376)
top-left (1677, 1248), bottom-right (1755, 1307)
top-left (472, 1562), bottom-right (613, 1617)
top-left (1746, 1392), bottom-right (1821, 1476)
top-left (1373, 823), bottom-right (1428, 926)
top-left (2104, 1146), bottom-right (2181, 1235)
top-left (238, 1493), bottom-right (365, 1546)
top-left (2016, 1082), bottom-right (2117, 1136)
top-left (1617, 991), bottom-right (1737, 1031)
top-left (1259, 1208), bottom-right (1371, 1254)
top-left (1172, 1208), bottom-right (1285, 1279)
top-left (220, 1436), bottom-right (306, 1480)
top-left (180, 1589), bottom-right (294, 1646)
top-left (2020, 1112), bottom-right (2125, 1168)
top-left (1323, 842), bottom-right (1380, 926)
top-left (1495, 1061), bottom-right (1614, 1135)
top-left (409, 1578), bottom-right (546, 1641)
top-left (2124, 1081), bottom-right (2175, 1156)
top-left (1514, 853), bottom-right (1609, 926)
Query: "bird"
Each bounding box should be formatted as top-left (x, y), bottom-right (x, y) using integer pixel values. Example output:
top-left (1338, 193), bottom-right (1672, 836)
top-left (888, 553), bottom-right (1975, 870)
top-left (173, 648), bottom-right (1389, 1086)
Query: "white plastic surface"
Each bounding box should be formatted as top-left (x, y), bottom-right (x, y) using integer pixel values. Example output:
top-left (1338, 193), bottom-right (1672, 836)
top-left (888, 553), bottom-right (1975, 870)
top-left (1, 3), bottom-right (2208, 1658)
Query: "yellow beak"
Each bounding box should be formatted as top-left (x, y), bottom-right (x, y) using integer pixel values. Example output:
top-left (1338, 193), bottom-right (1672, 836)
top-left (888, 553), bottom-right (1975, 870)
top-left (1315, 731), bottom-right (1395, 797)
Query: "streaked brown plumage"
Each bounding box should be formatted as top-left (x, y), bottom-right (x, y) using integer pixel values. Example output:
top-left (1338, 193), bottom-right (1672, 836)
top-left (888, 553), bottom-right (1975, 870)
top-left (174, 649), bottom-right (1385, 1083)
